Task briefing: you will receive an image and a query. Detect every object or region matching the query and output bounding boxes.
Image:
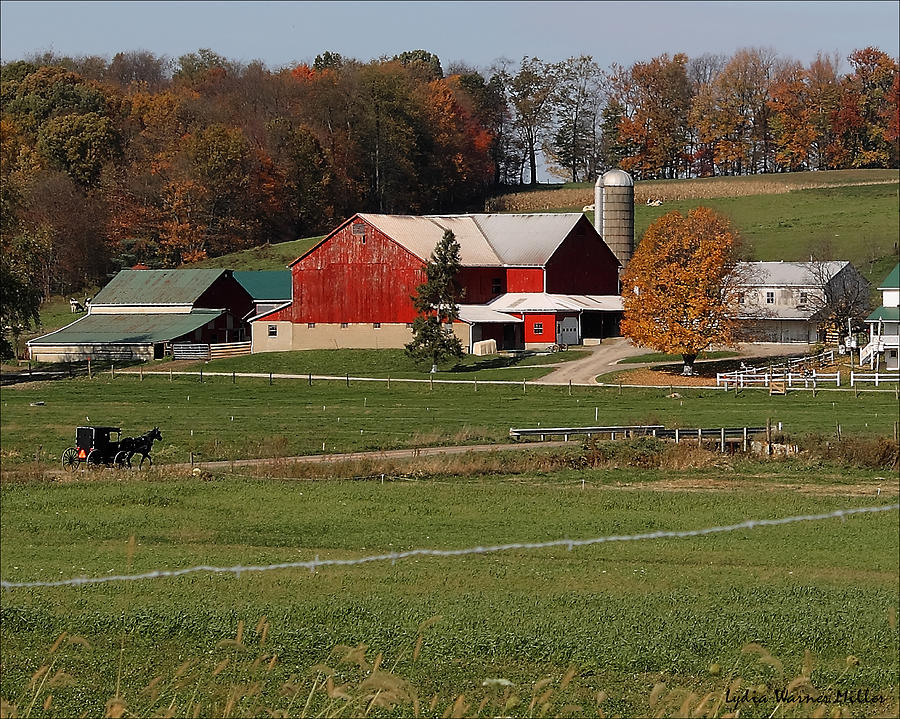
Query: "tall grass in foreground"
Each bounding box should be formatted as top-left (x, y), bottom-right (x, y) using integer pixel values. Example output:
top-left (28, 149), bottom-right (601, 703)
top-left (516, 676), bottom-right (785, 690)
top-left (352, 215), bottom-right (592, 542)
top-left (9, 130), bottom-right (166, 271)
top-left (3, 618), bottom-right (898, 718)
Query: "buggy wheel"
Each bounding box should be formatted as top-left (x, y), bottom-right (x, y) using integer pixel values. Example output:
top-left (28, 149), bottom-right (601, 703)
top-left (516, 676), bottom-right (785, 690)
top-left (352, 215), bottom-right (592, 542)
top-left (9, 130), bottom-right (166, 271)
top-left (114, 451), bottom-right (131, 469)
top-left (61, 447), bottom-right (79, 471)
top-left (559, 343), bottom-right (568, 351)
top-left (549, 344), bottom-right (559, 353)
top-left (86, 449), bottom-right (103, 469)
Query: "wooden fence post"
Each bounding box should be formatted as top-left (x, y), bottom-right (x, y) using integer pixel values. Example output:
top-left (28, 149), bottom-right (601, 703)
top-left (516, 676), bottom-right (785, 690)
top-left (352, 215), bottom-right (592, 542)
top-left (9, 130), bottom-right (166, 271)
top-left (232, 371), bottom-right (235, 384)
top-left (200, 368), bottom-right (203, 383)
top-left (766, 418), bottom-right (772, 455)
top-left (87, 359), bottom-right (92, 379)
top-left (111, 362), bottom-right (115, 379)
top-left (140, 365), bottom-right (143, 381)
top-left (269, 372), bottom-right (273, 386)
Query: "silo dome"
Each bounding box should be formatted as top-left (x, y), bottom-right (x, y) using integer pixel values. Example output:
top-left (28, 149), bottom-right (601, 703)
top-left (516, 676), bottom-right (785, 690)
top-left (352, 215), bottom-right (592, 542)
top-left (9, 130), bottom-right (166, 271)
top-left (600, 169), bottom-right (634, 187)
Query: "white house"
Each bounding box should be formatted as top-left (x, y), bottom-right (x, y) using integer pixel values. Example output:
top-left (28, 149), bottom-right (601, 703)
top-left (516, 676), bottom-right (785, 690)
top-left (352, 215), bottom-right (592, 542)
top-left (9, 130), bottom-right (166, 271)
top-left (860, 263), bottom-right (899, 370)
top-left (735, 261), bottom-right (868, 344)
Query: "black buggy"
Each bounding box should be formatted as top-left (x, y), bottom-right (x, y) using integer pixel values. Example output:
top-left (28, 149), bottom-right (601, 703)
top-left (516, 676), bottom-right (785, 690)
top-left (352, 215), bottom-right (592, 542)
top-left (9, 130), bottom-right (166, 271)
top-left (61, 425), bottom-right (162, 471)
top-left (62, 426), bottom-right (129, 470)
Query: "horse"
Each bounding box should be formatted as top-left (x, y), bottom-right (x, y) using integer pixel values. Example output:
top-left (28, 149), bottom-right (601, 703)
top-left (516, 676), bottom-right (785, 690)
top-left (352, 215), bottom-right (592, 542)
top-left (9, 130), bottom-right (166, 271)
top-left (120, 427), bottom-right (162, 468)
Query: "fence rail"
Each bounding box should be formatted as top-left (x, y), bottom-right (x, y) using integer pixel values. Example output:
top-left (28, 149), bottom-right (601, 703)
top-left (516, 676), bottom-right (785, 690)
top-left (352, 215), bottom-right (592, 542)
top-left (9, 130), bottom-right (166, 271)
top-left (716, 370), bottom-right (840, 388)
top-left (510, 423), bottom-right (779, 451)
top-left (850, 371), bottom-right (900, 387)
top-left (172, 341), bottom-right (251, 361)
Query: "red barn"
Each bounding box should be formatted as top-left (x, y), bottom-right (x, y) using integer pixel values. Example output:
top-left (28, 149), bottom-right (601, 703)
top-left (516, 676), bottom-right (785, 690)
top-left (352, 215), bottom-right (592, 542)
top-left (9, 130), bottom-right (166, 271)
top-left (251, 213), bottom-right (622, 352)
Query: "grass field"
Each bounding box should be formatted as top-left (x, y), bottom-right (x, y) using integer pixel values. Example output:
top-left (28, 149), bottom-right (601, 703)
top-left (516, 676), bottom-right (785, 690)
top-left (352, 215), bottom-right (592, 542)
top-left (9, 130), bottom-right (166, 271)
top-left (178, 347), bottom-right (588, 380)
top-left (2, 374), bottom-right (898, 468)
top-left (1, 466), bottom-right (897, 717)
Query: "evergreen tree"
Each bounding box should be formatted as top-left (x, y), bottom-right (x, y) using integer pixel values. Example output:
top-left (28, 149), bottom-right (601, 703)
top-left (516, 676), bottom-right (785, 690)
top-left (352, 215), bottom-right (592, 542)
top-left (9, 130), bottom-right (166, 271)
top-left (405, 229), bottom-right (465, 372)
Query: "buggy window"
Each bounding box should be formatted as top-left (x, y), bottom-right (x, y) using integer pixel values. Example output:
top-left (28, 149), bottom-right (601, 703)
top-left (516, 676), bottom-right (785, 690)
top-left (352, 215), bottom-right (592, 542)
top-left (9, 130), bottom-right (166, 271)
top-left (76, 427), bottom-right (94, 448)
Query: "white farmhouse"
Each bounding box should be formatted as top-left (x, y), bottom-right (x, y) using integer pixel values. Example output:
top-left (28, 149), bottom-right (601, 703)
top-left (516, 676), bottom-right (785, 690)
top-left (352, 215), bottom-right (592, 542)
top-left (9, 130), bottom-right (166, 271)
top-left (735, 261), bottom-right (869, 344)
top-left (860, 263), bottom-right (899, 370)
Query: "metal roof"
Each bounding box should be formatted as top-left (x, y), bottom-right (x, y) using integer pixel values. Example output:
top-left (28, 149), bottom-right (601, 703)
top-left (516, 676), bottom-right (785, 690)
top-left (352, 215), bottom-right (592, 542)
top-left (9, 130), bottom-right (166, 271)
top-left (357, 213), bottom-right (586, 267)
top-left (737, 261), bottom-right (849, 287)
top-left (233, 271), bottom-right (292, 301)
top-left (474, 214), bottom-right (583, 265)
top-left (879, 263), bottom-right (899, 290)
top-left (486, 293), bottom-right (623, 313)
top-left (865, 306), bottom-right (900, 323)
top-left (92, 269), bottom-right (229, 306)
top-left (456, 305), bottom-right (524, 324)
top-left (27, 310), bottom-right (224, 346)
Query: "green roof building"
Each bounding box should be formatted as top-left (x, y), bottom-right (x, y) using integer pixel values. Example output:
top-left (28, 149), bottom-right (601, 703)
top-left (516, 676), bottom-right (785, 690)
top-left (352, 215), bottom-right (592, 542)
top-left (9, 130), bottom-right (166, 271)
top-left (860, 262), bottom-right (899, 370)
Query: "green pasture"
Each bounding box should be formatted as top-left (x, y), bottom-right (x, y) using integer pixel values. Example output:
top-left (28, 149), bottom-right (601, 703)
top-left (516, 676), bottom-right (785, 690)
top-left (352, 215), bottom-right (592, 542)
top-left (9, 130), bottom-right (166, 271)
top-left (632, 184), bottom-right (900, 285)
top-left (1, 472), bottom-right (897, 717)
top-left (1, 374), bottom-right (897, 467)
top-left (186, 347), bottom-right (587, 380)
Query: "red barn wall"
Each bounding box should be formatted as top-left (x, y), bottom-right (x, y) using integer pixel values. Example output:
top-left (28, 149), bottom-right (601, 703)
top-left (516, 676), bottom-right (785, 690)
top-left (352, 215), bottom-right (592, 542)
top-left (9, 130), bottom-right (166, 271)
top-left (283, 219), bottom-right (426, 324)
top-left (545, 216), bottom-right (620, 295)
top-left (196, 274), bottom-right (254, 323)
top-left (459, 267), bottom-right (505, 304)
top-left (506, 268), bottom-right (544, 293)
top-left (518, 312), bottom-right (556, 343)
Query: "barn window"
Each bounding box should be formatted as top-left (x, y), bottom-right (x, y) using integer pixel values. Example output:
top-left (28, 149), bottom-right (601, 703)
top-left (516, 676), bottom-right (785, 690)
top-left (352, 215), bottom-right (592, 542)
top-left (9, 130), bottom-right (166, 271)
top-left (268, 325), bottom-right (277, 337)
top-left (340, 322), bottom-right (349, 328)
top-left (373, 322), bottom-right (381, 329)
top-left (533, 322), bottom-right (543, 335)
top-left (799, 291), bottom-right (809, 305)
top-left (352, 222), bottom-right (366, 243)
top-left (491, 278), bottom-right (502, 294)
top-left (307, 322), bottom-right (316, 328)
top-left (766, 291), bottom-right (775, 304)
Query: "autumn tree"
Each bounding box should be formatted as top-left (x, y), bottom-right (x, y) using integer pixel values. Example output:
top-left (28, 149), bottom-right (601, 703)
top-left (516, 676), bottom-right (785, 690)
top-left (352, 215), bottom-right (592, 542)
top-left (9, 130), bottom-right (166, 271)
top-left (621, 207), bottom-right (744, 375)
top-left (508, 57), bottom-right (558, 184)
top-left (548, 55), bottom-right (603, 182)
top-left (405, 229), bottom-right (465, 373)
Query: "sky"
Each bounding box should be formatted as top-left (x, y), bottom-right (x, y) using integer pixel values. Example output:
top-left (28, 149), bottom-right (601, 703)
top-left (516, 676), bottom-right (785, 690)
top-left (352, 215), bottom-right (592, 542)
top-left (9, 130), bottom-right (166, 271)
top-left (1, 1), bottom-right (898, 73)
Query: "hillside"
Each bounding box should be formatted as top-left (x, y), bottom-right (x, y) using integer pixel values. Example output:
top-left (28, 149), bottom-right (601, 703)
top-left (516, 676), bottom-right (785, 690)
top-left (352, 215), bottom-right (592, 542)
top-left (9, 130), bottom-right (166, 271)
top-left (189, 170), bottom-right (899, 284)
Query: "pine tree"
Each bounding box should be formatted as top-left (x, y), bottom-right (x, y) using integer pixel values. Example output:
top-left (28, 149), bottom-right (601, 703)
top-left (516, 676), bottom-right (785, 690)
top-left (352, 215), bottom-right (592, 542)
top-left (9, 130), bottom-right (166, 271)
top-left (405, 229), bottom-right (465, 373)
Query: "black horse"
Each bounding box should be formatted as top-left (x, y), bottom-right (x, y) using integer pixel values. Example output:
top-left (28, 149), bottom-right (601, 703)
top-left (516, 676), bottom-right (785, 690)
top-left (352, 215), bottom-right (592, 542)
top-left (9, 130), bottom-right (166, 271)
top-left (119, 427), bottom-right (162, 468)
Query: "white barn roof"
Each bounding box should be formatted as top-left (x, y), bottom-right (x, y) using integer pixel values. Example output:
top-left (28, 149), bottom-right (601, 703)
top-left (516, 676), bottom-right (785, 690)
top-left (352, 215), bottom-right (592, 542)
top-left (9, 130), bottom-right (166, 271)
top-left (357, 213), bottom-right (586, 267)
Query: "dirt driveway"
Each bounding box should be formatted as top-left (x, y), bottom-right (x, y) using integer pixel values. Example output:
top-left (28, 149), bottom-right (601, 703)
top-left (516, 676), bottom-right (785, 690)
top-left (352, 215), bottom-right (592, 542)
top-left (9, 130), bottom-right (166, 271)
top-left (534, 339), bottom-right (814, 386)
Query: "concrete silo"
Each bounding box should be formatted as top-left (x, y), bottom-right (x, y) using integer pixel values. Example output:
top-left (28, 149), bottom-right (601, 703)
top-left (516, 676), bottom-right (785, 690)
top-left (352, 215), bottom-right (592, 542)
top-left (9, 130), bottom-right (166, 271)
top-left (593, 169), bottom-right (634, 267)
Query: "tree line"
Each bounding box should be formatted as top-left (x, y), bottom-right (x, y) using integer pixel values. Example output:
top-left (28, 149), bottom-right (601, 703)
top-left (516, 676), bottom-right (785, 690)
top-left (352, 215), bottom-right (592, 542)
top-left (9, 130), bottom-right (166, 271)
top-left (1, 46), bottom-right (897, 303)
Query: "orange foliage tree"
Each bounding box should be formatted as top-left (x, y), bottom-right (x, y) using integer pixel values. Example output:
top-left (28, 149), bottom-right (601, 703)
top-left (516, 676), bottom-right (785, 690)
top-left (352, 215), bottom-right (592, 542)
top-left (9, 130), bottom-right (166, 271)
top-left (621, 207), bottom-right (744, 375)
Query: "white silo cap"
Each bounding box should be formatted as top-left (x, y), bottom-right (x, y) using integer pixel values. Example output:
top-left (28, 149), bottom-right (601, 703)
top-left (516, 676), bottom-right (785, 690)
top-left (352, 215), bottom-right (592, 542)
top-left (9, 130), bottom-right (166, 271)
top-left (601, 169), bottom-right (634, 187)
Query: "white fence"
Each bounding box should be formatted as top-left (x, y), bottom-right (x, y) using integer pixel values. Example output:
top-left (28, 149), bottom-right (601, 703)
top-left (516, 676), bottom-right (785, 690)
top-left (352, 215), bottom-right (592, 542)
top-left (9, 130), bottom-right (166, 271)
top-left (717, 370), bottom-right (840, 388)
top-left (849, 371), bottom-right (900, 387)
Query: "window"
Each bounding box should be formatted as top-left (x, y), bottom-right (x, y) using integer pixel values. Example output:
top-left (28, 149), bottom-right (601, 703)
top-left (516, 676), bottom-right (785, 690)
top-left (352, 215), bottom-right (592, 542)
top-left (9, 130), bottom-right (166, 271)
top-left (799, 291), bottom-right (808, 305)
top-left (352, 222), bottom-right (366, 243)
top-left (340, 322), bottom-right (349, 328)
top-left (533, 322), bottom-right (543, 335)
top-left (766, 291), bottom-right (775, 304)
top-left (491, 278), bottom-right (502, 295)
top-left (268, 325), bottom-right (277, 337)
top-left (307, 322), bottom-right (316, 328)
top-left (373, 322), bottom-right (381, 329)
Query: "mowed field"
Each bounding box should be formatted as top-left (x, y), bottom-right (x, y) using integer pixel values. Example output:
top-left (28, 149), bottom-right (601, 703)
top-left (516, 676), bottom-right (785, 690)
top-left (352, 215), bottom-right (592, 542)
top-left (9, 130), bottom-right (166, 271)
top-left (2, 374), bottom-right (899, 467)
top-left (1, 458), bottom-right (898, 717)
